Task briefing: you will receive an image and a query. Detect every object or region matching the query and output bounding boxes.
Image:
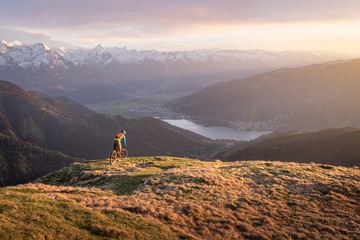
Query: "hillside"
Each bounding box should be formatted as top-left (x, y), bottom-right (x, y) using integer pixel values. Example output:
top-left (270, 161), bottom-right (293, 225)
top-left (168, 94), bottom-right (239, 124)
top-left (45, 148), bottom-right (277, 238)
top-left (1, 157), bottom-right (359, 239)
top-left (169, 58), bottom-right (360, 130)
top-left (0, 80), bottom-right (220, 160)
top-left (0, 185), bottom-right (184, 240)
top-left (216, 127), bottom-right (360, 167)
top-left (0, 134), bottom-right (83, 186)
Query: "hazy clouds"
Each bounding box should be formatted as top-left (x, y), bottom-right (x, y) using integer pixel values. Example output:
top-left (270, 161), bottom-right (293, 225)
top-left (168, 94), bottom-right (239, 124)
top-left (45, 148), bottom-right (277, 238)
top-left (1, 0), bottom-right (360, 51)
top-left (2, 0), bottom-right (360, 28)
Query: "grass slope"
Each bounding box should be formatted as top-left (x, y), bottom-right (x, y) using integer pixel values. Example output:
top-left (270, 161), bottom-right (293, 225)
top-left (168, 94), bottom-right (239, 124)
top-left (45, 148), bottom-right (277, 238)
top-left (0, 185), bottom-right (189, 240)
top-left (2, 157), bottom-right (354, 240)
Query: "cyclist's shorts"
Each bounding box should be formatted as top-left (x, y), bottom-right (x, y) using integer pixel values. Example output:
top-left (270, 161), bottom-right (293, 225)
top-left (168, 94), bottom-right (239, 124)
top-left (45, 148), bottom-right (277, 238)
top-left (113, 140), bottom-right (120, 151)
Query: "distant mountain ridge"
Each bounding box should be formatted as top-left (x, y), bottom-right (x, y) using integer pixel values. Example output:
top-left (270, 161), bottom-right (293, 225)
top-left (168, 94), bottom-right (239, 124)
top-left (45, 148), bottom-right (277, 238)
top-left (0, 40), bottom-right (353, 104)
top-left (170, 58), bottom-right (360, 130)
top-left (1, 40), bottom-right (349, 68)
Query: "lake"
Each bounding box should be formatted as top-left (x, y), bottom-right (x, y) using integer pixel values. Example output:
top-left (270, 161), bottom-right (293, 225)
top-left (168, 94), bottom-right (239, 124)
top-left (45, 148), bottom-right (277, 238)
top-left (162, 119), bottom-right (271, 141)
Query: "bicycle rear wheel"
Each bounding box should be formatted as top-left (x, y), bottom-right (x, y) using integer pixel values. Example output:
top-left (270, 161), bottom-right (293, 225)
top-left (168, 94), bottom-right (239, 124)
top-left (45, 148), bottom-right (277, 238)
top-left (110, 150), bottom-right (117, 165)
top-left (120, 149), bottom-right (128, 160)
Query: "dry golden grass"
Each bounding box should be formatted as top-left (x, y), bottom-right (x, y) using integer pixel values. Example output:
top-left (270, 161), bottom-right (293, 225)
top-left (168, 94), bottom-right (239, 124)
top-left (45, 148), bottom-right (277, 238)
top-left (0, 183), bottom-right (193, 240)
top-left (4, 157), bottom-right (360, 239)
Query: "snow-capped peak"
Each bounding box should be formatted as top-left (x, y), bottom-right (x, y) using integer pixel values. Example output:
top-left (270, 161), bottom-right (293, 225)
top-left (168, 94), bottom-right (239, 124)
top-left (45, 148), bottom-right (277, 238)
top-left (93, 43), bottom-right (105, 51)
top-left (1, 40), bottom-right (24, 47)
top-left (8, 40), bottom-right (23, 47)
top-left (63, 43), bottom-right (114, 65)
top-left (0, 40), bottom-right (72, 69)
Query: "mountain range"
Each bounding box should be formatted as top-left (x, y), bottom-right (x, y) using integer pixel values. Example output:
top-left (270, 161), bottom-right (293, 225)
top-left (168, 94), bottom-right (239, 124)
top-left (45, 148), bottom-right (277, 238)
top-left (2, 40), bottom-right (347, 70)
top-left (0, 40), bottom-right (351, 104)
top-left (170, 58), bottom-right (360, 130)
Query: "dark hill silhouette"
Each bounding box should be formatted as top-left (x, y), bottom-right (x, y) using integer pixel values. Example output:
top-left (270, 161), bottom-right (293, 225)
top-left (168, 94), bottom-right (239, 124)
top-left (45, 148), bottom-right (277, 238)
top-left (217, 127), bottom-right (360, 167)
top-left (169, 59), bottom-right (360, 130)
top-left (0, 133), bottom-right (82, 186)
top-left (0, 80), bottom-right (220, 160)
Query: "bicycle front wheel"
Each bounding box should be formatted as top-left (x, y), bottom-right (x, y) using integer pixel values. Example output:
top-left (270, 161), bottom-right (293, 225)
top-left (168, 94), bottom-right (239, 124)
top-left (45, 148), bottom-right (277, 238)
top-left (110, 150), bottom-right (117, 165)
top-left (120, 149), bottom-right (128, 160)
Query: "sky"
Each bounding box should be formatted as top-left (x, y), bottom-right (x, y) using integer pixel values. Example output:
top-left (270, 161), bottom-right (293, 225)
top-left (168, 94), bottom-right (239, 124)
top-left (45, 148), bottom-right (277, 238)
top-left (1, 0), bottom-right (360, 54)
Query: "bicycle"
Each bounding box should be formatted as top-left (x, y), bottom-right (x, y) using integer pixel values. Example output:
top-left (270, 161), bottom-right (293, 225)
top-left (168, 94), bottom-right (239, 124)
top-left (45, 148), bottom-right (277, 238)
top-left (110, 147), bottom-right (128, 165)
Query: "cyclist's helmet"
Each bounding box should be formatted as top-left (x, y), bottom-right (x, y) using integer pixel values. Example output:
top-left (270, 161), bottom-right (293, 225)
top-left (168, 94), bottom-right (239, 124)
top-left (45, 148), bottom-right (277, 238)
top-left (121, 130), bottom-right (126, 134)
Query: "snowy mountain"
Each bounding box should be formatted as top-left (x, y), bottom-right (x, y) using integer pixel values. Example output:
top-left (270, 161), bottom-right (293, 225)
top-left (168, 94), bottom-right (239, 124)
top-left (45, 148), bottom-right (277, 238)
top-left (0, 40), bottom-right (73, 69)
top-left (0, 40), bottom-right (356, 104)
top-left (61, 44), bottom-right (115, 65)
top-left (64, 45), bottom-right (350, 67)
top-left (1, 40), bottom-right (352, 70)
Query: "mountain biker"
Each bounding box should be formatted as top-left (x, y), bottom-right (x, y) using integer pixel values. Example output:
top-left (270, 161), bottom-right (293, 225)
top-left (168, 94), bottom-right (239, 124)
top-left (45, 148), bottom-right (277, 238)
top-left (113, 130), bottom-right (126, 154)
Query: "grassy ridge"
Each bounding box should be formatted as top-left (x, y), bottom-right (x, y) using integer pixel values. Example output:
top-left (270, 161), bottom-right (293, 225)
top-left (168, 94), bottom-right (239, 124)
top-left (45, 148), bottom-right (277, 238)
top-left (24, 157), bottom-right (360, 240)
top-left (0, 185), bottom-right (190, 240)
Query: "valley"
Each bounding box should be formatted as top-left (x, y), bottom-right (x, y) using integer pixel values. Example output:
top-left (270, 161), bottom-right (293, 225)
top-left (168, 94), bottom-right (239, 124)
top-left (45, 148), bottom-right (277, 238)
top-left (170, 59), bottom-right (360, 131)
top-left (86, 97), bottom-right (273, 141)
top-left (161, 118), bottom-right (271, 141)
top-left (2, 48), bottom-right (360, 189)
top-left (85, 92), bottom-right (188, 118)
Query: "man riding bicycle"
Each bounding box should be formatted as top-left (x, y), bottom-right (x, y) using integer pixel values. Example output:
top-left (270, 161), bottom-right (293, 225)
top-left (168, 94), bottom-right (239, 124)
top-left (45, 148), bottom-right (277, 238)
top-left (113, 130), bottom-right (126, 154)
